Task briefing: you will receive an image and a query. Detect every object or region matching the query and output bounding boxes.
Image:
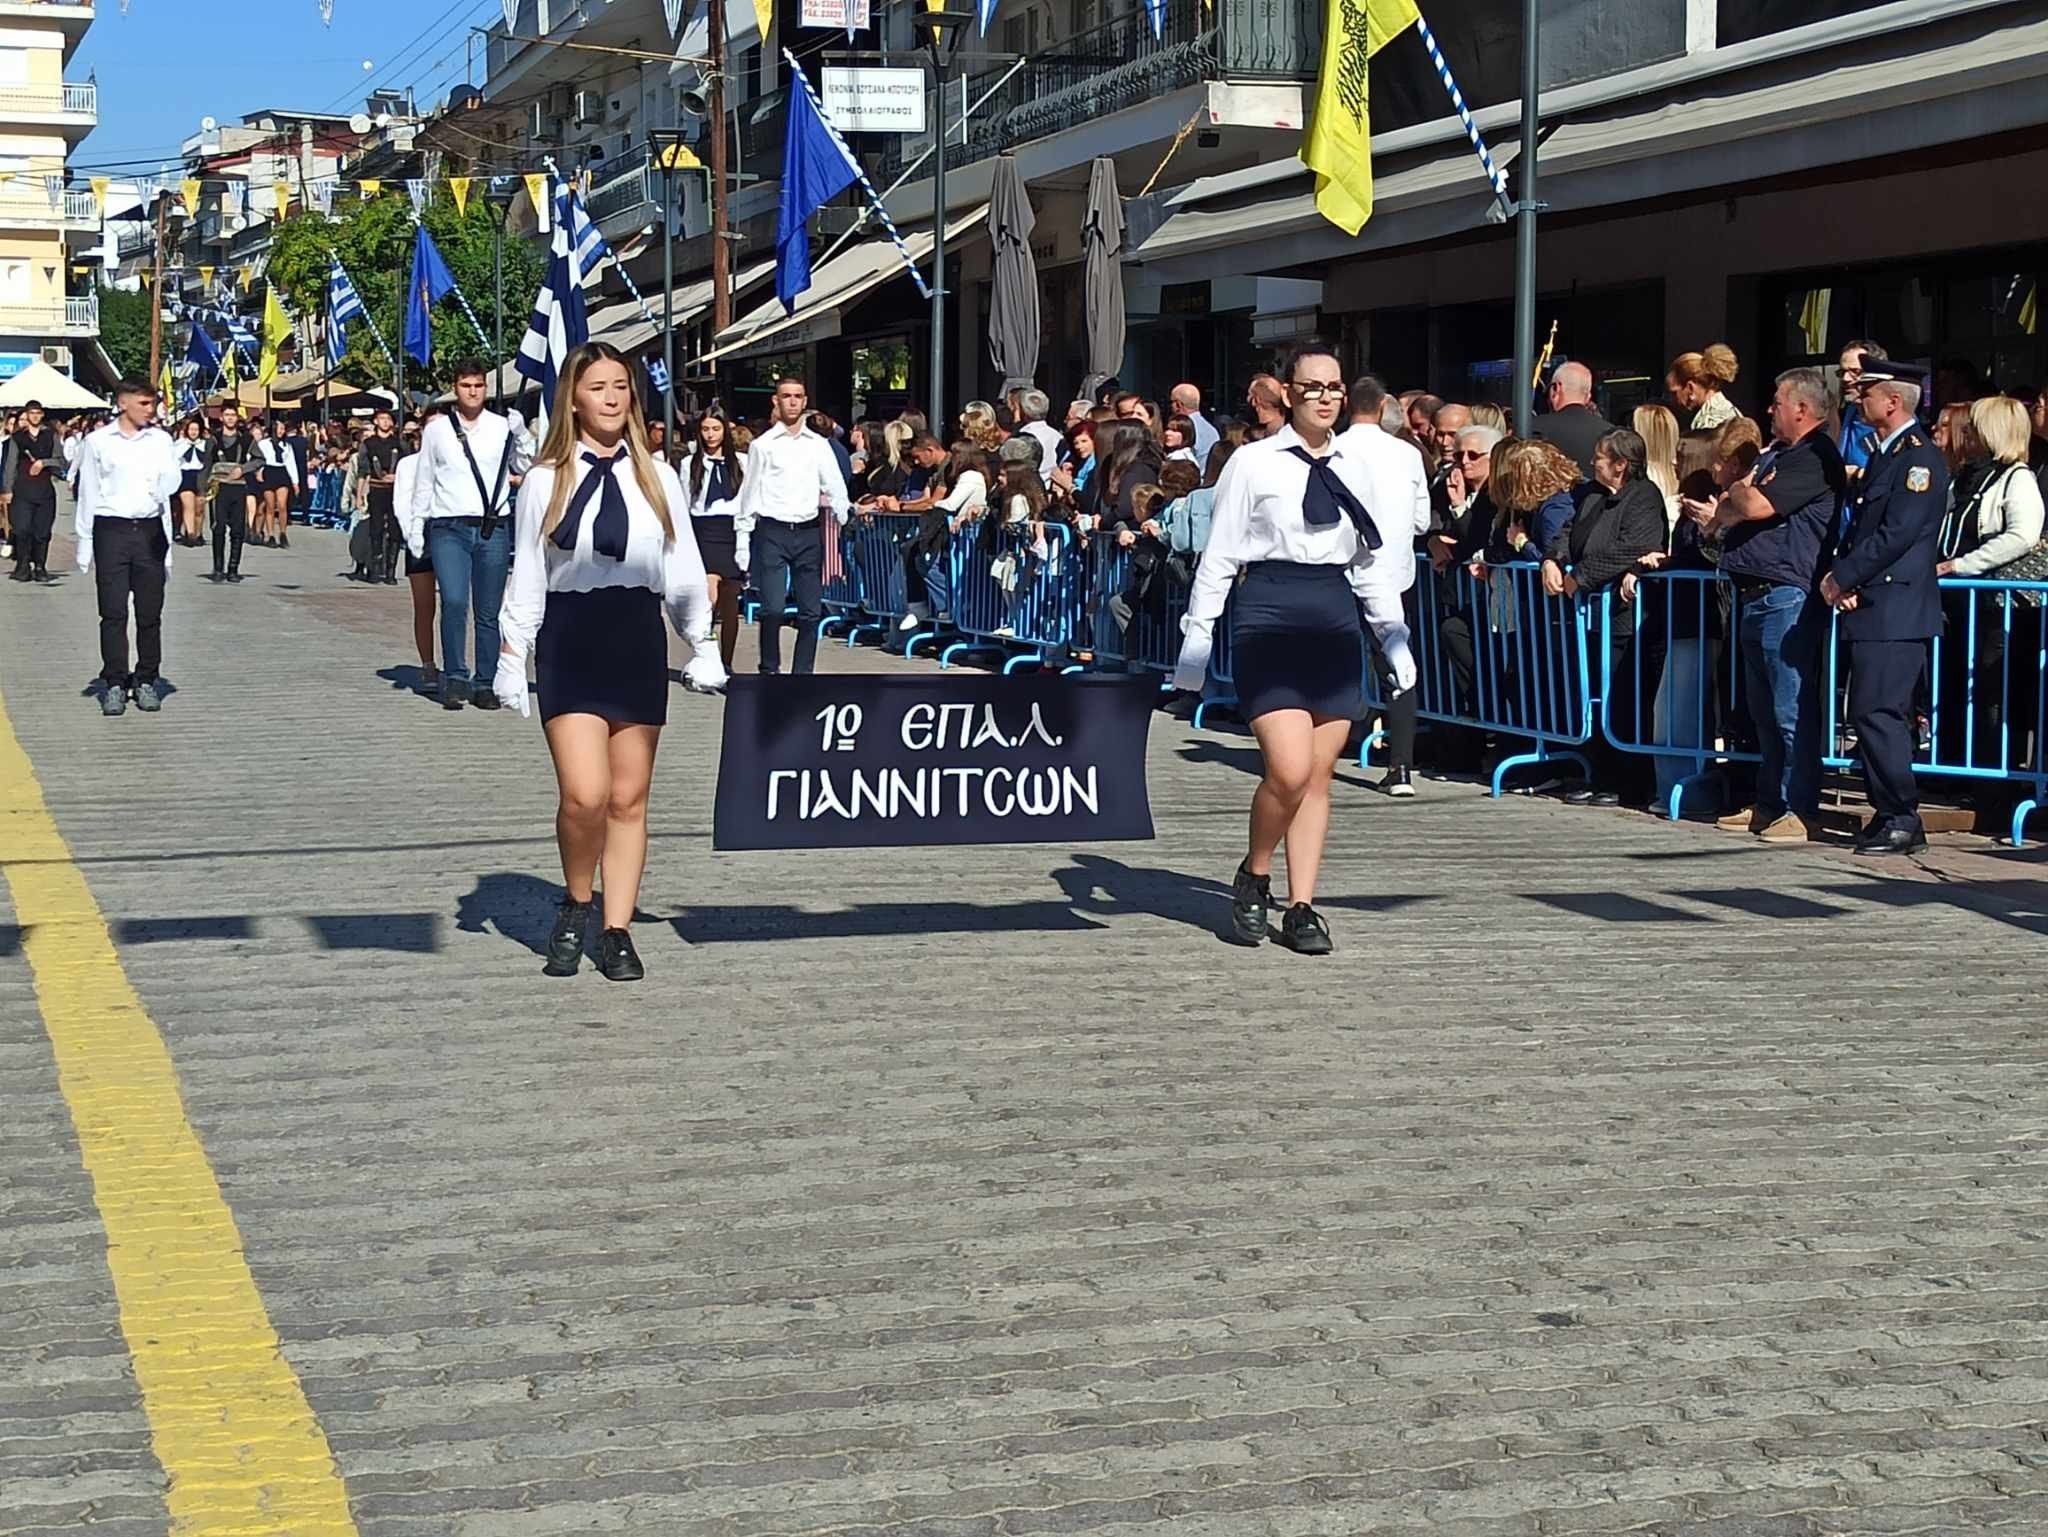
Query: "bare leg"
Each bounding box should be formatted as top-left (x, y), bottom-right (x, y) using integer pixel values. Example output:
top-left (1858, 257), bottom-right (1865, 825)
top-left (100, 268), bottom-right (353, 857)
top-left (1246, 709), bottom-right (1316, 879)
top-left (599, 723), bottom-right (660, 931)
top-left (1276, 715), bottom-right (1353, 907)
top-left (543, 713), bottom-right (612, 903)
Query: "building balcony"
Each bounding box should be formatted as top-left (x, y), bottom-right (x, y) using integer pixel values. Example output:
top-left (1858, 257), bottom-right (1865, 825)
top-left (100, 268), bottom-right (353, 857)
top-left (0, 78), bottom-right (97, 136)
top-left (0, 295), bottom-right (98, 338)
top-left (0, 183), bottom-right (96, 231)
top-left (0, 0), bottom-right (94, 56)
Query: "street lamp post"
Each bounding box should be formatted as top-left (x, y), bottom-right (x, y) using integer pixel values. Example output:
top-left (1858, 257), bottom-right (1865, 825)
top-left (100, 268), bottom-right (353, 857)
top-left (484, 177), bottom-right (520, 412)
top-left (916, 10), bottom-right (971, 433)
top-left (650, 133), bottom-right (702, 440)
top-left (1510, 0), bottom-right (1543, 436)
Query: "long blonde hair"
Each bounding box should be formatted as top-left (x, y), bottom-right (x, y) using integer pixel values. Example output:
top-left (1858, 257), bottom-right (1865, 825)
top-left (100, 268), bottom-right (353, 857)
top-left (537, 342), bottom-right (673, 544)
top-left (1632, 403), bottom-right (1681, 503)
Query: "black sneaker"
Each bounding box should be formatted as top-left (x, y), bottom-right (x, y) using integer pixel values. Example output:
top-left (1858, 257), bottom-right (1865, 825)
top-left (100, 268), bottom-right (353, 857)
top-left (226, 570), bottom-right (244, 583)
top-left (1229, 861), bottom-right (1271, 945)
top-left (542, 896), bottom-right (592, 976)
top-left (442, 678), bottom-right (470, 711)
top-left (99, 686), bottom-right (127, 718)
top-left (132, 681), bottom-right (163, 713)
top-left (1377, 766), bottom-right (1415, 798)
top-left (1277, 902), bottom-right (1334, 956)
top-left (596, 927), bottom-right (644, 982)
top-left (470, 688), bottom-right (501, 712)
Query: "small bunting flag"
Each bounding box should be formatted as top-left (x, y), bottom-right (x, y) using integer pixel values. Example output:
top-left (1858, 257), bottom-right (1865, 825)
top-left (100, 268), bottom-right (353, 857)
top-left (448, 176), bottom-right (471, 217)
top-left (180, 178), bottom-right (201, 216)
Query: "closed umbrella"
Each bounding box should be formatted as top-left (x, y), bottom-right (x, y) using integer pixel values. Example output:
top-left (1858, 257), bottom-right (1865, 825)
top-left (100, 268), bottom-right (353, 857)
top-left (987, 154), bottom-right (1040, 398)
top-left (1080, 156), bottom-right (1125, 403)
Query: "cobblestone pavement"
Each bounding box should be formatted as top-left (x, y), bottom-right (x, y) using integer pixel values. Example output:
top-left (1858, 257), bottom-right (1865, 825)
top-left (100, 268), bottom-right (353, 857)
top-left (3, 521), bottom-right (2046, 1537)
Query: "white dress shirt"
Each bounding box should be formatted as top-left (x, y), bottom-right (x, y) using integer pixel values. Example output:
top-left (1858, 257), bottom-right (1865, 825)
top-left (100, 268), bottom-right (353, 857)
top-left (1337, 421), bottom-right (1434, 539)
top-left (1172, 424), bottom-right (1419, 693)
top-left (1020, 421), bottom-right (1064, 484)
top-left (403, 408), bottom-right (533, 557)
top-left (734, 422), bottom-right (850, 543)
top-left (679, 450), bottom-right (742, 519)
top-left (497, 450), bottom-right (713, 664)
top-left (74, 421), bottom-right (183, 573)
top-left (391, 452), bottom-right (420, 537)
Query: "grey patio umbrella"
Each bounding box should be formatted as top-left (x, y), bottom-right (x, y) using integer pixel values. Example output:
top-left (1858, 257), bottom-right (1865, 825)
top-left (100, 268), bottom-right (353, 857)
top-left (1079, 155), bottom-right (1125, 403)
top-left (987, 154), bottom-right (1040, 397)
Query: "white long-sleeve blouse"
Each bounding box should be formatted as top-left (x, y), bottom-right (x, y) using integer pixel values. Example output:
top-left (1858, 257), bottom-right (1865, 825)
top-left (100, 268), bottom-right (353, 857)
top-left (1171, 424), bottom-right (1420, 691)
top-left (679, 450), bottom-right (742, 520)
top-left (497, 449), bottom-right (713, 661)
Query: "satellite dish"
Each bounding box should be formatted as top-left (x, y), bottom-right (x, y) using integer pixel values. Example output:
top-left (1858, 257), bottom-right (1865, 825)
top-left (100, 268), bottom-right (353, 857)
top-left (201, 115), bottom-right (217, 132)
top-left (348, 113), bottom-right (372, 134)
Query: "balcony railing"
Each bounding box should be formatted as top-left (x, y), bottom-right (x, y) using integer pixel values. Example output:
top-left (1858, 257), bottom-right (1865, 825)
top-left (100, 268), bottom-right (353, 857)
top-left (586, 150), bottom-right (655, 228)
top-left (0, 297), bottom-right (98, 336)
top-left (485, 0), bottom-right (586, 81)
top-left (63, 187), bottom-right (95, 224)
top-left (0, 79), bottom-right (96, 120)
top-left (871, 0), bottom-right (1216, 182)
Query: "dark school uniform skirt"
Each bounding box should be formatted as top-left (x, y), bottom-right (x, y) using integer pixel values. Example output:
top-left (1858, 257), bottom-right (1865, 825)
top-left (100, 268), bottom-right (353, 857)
top-left (1230, 561), bottom-right (1365, 721)
top-left (179, 470), bottom-right (203, 496)
top-left (536, 585), bottom-right (669, 727)
top-left (691, 514), bottom-right (742, 581)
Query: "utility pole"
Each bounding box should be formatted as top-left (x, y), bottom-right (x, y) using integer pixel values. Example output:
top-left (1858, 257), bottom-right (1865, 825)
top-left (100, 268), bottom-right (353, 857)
top-left (147, 196), bottom-right (166, 386)
top-left (1510, 0), bottom-right (1542, 437)
top-left (708, 0), bottom-right (731, 335)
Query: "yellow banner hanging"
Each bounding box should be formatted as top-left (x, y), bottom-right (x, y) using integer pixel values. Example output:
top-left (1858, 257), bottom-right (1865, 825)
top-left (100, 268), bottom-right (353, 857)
top-left (238, 264), bottom-right (253, 292)
top-left (358, 179), bottom-right (381, 199)
top-left (89, 175), bottom-right (109, 217)
top-left (448, 176), bottom-right (471, 218)
top-left (275, 180), bottom-right (292, 215)
top-left (180, 178), bottom-right (202, 217)
top-left (523, 173), bottom-right (548, 215)
top-left (199, 264), bottom-right (214, 286)
top-left (1300, 0), bottom-right (1420, 235)
top-left (258, 285), bottom-right (293, 387)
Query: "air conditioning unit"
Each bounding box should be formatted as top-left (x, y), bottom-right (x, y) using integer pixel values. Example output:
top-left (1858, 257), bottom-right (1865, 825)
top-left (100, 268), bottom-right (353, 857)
top-left (573, 89), bottom-right (603, 125)
top-left (40, 345), bottom-right (71, 369)
top-left (546, 85), bottom-right (574, 118)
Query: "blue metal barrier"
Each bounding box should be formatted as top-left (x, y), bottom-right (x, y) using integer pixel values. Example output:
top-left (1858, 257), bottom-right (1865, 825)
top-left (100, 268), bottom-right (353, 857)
top-left (308, 468), bottom-right (348, 529)
top-left (1366, 561), bottom-right (1593, 795)
top-left (1592, 572), bottom-right (2047, 845)
top-left (936, 522), bottom-right (1080, 673)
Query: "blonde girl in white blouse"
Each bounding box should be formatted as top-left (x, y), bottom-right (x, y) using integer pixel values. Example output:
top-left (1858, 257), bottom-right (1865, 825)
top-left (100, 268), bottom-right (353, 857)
top-left (494, 342), bottom-right (724, 982)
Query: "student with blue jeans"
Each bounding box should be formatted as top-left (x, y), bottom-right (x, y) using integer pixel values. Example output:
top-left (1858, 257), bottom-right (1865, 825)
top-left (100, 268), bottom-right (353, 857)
top-left (403, 364), bottom-right (528, 710)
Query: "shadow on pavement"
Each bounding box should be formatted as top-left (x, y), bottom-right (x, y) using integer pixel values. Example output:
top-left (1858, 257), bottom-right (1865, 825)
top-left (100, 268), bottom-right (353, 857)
top-left (456, 871), bottom-right (565, 958)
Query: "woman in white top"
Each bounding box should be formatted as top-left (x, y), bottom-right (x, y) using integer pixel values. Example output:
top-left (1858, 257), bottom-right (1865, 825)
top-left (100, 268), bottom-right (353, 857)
top-left (1172, 340), bottom-right (1419, 955)
top-left (494, 342), bottom-right (724, 983)
top-left (254, 417), bottom-right (298, 549)
top-left (679, 409), bottom-right (747, 673)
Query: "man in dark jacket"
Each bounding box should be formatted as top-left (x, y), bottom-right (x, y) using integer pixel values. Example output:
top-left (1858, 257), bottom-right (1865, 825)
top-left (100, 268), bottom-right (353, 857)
top-left (1821, 361), bottom-right (1947, 855)
top-left (7, 400), bottom-right (61, 582)
top-left (1533, 362), bottom-right (1610, 480)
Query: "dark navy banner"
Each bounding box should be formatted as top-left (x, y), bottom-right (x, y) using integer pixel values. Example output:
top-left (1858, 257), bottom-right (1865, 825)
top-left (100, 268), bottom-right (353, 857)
top-left (712, 674), bottom-right (1158, 851)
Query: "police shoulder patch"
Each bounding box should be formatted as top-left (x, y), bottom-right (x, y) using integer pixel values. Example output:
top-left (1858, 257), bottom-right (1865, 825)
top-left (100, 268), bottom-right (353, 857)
top-left (1906, 466), bottom-right (1931, 493)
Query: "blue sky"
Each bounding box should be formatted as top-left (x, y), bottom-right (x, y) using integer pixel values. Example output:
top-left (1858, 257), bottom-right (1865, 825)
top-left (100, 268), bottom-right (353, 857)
top-left (72, 0), bottom-right (502, 179)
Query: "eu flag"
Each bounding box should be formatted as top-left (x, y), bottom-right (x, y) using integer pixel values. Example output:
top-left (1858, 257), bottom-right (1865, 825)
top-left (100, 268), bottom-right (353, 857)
top-left (404, 224), bottom-right (458, 366)
top-left (776, 79), bottom-right (862, 315)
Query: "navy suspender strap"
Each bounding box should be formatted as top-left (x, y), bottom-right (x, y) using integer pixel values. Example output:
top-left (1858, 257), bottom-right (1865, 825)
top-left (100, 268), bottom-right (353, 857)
top-left (448, 413), bottom-right (512, 538)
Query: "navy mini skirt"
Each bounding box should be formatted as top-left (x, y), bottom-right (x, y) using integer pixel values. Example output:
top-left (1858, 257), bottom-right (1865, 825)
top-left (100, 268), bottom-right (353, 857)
top-left (536, 586), bottom-right (668, 726)
top-left (1230, 561), bottom-right (1364, 721)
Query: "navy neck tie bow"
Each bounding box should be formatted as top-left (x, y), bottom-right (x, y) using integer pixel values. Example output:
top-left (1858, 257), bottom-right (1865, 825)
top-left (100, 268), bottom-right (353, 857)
top-left (553, 450), bottom-right (631, 561)
top-left (1287, 445), bottom-right (1382, 549)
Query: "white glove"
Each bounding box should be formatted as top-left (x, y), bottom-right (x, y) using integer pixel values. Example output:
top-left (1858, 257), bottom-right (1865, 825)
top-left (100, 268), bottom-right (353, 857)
top-left (1171, 662), bottom-right (1207, 694)
top-left (492, 666), bottom-right (532, 718)
top-left (1380, 627), bottom-right (1417, 697)
top-left (682, 651), bottom-right (728, 693)
top-left (734, 538), bottom-right (751, 577)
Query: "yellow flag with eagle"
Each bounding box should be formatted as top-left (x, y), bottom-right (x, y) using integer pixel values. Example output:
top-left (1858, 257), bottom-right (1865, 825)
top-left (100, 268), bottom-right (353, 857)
top-left (258, 285), bottom-right (293, 386)
top-left (1301, 0), bottom-right (1421, 236)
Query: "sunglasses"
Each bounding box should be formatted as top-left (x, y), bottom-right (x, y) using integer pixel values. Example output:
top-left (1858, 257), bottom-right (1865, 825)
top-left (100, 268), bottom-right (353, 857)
top-left (1289, 382), bottom-right (1343, 401)
top-left (1454, 449), bottom-right (1489, 462)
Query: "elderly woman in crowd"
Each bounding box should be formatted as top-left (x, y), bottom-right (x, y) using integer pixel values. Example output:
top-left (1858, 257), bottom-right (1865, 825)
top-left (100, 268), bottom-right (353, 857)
top-left (1934, 394), bottom-right (2046, 778)
top-left (1543, 427), bottom-right (1671, 805)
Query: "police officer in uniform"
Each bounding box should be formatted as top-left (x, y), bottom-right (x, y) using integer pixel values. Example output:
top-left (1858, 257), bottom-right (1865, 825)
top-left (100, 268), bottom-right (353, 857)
top-left (1820, 360), bottom-right (1947, 855)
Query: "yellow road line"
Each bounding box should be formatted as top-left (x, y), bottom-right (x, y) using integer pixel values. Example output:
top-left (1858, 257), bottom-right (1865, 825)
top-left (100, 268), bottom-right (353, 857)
top-left (0, 692), bottom-right (359, 1536)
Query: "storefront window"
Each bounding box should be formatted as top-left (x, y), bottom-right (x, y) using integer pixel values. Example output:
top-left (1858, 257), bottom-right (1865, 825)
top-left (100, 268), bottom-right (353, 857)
top-left (851, 337), bottom-right (913, 421)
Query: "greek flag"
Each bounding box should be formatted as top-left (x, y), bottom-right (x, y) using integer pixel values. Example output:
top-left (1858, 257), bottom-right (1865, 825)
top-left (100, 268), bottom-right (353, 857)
top-left (513, 184), bottom-right (590, 429)
top-left (560, 181), bottom-right (609, 283)
top-left (226, 314), bottom-right (257, 350)
top-left (327, 256), bottom-right (366, 368)
top-left (646, 356), bottom-right (670, 394)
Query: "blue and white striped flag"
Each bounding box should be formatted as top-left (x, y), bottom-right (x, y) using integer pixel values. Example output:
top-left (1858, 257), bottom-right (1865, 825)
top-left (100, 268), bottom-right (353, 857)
top-left (560, 181), bottom-right (609, 283)
top-left (646, 356), bottom-right (670, 396)
top-left (327, 255), bottom-right (366, 368)
top-left (513, 188), bottom-right (591, 430)
top-left (226, 314), bottom-right (257, 350)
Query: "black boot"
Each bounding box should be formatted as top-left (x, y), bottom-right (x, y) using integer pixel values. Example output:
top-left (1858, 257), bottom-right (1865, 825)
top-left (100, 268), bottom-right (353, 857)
top-left (543, 896), bottom-right (593, 976)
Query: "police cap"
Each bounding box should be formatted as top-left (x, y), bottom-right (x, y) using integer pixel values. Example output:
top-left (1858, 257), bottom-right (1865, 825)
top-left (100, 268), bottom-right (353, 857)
top-left (1852, 359), bottom-right (1929, 391)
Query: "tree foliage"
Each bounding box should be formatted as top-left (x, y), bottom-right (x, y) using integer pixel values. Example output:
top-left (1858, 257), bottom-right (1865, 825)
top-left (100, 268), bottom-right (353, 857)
top-left (267, 191), bottom-right (546, 396)
top-left (98, 282), bottom-right (154, 381)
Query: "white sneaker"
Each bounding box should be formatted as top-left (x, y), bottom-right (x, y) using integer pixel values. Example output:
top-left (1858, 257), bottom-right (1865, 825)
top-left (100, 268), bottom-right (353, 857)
top-left (898, 603), bottom-right (930, 632)
top-left (993, 624), bottom-right (1014, 637)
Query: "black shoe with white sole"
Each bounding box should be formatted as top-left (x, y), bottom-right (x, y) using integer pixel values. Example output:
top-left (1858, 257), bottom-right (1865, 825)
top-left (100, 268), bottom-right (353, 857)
top-left (596, 927), bottom-right (644, 982)
top-left (1277, 902), bottom-right (1333, 955)
top-left (1229, 861), bottom-right (1271, 945)
top-left (1377, 766), bottom-right (1415, 798)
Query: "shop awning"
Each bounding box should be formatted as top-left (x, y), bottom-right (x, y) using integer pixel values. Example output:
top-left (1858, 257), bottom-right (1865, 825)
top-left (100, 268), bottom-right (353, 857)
top-left (1134, 1), bottom-right (2048, 281)
top-left (700, 205), bottom-right (990, 366)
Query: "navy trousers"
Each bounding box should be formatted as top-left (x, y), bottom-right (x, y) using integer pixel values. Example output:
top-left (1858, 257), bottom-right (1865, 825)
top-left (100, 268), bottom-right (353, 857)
top-left (1847, 638), bottom-right (1924, 823)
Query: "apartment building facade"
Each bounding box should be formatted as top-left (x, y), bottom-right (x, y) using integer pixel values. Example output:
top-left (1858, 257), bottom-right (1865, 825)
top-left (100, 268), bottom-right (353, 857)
top-left (0, 0), bottom-right (96, 385)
